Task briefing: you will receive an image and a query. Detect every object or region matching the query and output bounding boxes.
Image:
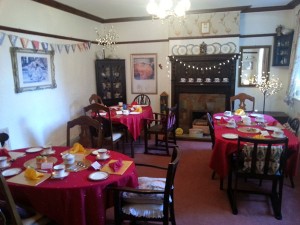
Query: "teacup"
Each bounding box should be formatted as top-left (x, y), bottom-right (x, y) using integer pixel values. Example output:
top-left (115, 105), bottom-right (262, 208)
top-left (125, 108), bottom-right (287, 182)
top-left (214, 78), bottom-right (220, 82)
top-left (118, 102), bottom-right (123, 107)
top-left (224, 111), bottom-right (232, 117)
top-left (43, 147), bottom-right (53, 154)
top-left (205, 78), bottom-right (211, 82)
top-left (196, 78), bottom-right (202, 82)
top-left (0, 156), bottom-right (8, 167)
top-left (180, 78), bottom-right (186, 82)
top-left (63, 154), bottom-right (75, 165)
top-left (228, 119), bottom-right (236, 128)
top-left (223, 78), bottom-right (229, 82)
top-left (53, 164), bottom-right (66, 177)
top-left (274, 129), bottom-right (284, 137)
top-left (256, 115), bottom-right (264, 122)
top-left (96, 149), bottom-right (110, 160)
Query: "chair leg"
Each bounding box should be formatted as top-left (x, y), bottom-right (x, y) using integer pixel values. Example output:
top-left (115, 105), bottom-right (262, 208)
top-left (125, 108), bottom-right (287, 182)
top-left (144, 129), bottom-right (149, 154)
top-left (211, 171), bottom-right (216, 179)
top-left (227, 171), bottom-right (238, 215)
top-left (289, 175), bottom-right (295, 188)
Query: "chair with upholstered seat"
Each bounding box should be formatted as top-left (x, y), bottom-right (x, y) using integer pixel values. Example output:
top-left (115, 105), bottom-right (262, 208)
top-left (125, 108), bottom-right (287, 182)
top-left (66, 115), bottom-right (102, 148)
top-left (285, 117), bottom-right (300, 136)
top-left (83, 103), bottom-right (125, 152)
top-left (230, 93), bottom-right (255, 111)
top-left (89, 93), bottom-right (104, 105)
top-left (111, 147), bottom-right (180, 225)
top-left (227, 136), bottom-right (288, 220)
top-left (207, 112), bottom-right (223, 190)
top-left (144, 105), bottom-right (177, 156)
top-left (132, 94), bottom-right (151, 106)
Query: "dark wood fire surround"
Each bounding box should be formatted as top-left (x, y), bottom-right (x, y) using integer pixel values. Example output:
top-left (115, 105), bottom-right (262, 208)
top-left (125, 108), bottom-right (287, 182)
top-left (170, 54), bottom-right (238, 129)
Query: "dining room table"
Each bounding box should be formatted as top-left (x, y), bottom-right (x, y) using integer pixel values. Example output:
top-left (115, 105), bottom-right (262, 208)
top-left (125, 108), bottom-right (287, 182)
top-left (209, 112), bottom-right (300, 181)
top-left (3, 146), bottom-right (138, 225)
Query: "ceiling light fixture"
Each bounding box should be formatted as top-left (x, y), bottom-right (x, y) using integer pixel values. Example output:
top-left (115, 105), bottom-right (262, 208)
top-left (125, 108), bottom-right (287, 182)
top-left (146, 0), bottom-right (191, 20)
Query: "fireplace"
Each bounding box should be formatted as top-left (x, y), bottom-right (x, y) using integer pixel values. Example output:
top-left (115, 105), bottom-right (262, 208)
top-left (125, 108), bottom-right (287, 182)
top-left (170, 54), bottom-right (238, 134)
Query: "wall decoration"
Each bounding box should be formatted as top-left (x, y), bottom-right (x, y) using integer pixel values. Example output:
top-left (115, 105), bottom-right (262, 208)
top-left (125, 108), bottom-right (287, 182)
top-left (10, 47), bottom-right (56, 93)
top-left (201, 22), bottom-right (210, 34)
top-left (131, 54), bottom-right (157, 94)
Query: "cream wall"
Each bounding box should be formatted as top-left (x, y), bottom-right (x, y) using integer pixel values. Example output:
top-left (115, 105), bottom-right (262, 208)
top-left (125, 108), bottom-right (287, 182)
top-left (0, 0), bottom-right (298, 149)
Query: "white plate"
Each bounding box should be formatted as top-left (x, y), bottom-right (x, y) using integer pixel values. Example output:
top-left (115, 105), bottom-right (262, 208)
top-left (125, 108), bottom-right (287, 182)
top-left (89, 171), bottom-right (109, 181)
top-left (192, 45), bottom-right (200, 55)
top-left (237, 127), bottom-right (261, 134)
top-left (26, 147), bottom-right (43, 153)
top-left (250, 113), bottom-right (263, 117)
top-left (52, 171), bottom-right (69, 179)
top-left (221, 44), bottom-right (230, 53)
top-left (222, 133), bottom-right (238, 139)
top-left (40, 150), bottom-right (56, 156)
top-left (178, 46), bottom-right (187, 55)
top-left (130, 112), bottom-right (141, 114)
top-left (92, 149), bottom-right (108, 155)
top-left (271, 133), bottom-right (286, 138)
top-left (215, 116), bottom-right (223, 120)
top-left (2, 168), bottom-right (21, 177)
top-left (96, 154), bottom-right (110, 160)
top-left (186, 44), bottom-right (194, 55)
top-left (265, 126), bottom-right (279, 132)
top-left (212, 43), bottom-right (221, 54)
top-left (227, 42), bottom-right (236, 53)
top-left (0, 162), bottom-right (11, 169)
top-left (172, 45), bottom-right (179, 55)
top-left (206, 44), bottom-right (215, 54)
top-left (226, 125), bottom-right (236, 129)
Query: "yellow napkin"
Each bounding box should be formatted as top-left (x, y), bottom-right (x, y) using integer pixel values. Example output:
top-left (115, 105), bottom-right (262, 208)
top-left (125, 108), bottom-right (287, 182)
top-left (101, 160), bottom-right (133, 175)
top-left (234, 108), bottom-right (245, 116)
top-left (135, 106), bottom-right (142, 113)
top-left (253, 134), bottom-right (266, 139)
top-left (69, 143), bottom-right (86, 154)
top-left (24, 167), bottom-right (44, 180)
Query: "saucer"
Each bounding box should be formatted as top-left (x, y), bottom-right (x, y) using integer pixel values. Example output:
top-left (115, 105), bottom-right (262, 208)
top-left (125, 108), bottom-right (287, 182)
top-left (51, 171), bottom-right (69, 179)
top-left (92, 149), bottom-right (108, 155)
top-left (96, 154), bottom-right (110, 160)
top-left (2, 168), bottom-right (21, 177)
top-left (0, 162), bottom-right (11, 169)
top-left (271, 133), bottom-right (286, 138)
top-left (226, 125), bottom-right (236, 128)
top-left (40, 150), bottom-right (56, 156)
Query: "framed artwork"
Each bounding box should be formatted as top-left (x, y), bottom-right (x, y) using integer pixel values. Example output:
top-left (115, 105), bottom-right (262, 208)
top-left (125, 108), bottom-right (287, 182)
top-left (201, 22), bottom-right (210, 34)
top-left (10, 47), bottom-right (56, 93)
top-left (131, 53), bottom-right (157, 94)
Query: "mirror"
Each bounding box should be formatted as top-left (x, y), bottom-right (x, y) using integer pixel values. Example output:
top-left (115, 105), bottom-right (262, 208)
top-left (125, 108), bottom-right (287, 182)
top-left (238, 46), bottom-right (271, 87)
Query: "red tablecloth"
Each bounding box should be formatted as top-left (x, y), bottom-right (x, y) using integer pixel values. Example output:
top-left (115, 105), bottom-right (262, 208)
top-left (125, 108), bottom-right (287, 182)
top-left (209, 113), bottom-right (300, 178)
top-left (110, 105), bottom-right (153, 141)
top-left (6, 146), bottom-right (138, 225)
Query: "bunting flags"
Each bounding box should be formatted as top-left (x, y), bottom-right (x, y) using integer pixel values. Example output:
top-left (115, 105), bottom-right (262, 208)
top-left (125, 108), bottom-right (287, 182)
top-left (0, 31), bottom-right (92, 54)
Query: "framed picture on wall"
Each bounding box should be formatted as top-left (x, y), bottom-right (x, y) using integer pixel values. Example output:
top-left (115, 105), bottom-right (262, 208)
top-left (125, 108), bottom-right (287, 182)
top-left (131, 53), bottom-right (157, 94)
top-left (10, 47), bottom-right (56, 93)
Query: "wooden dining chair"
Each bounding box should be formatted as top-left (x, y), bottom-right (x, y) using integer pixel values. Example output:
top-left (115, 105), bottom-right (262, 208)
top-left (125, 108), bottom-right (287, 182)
top-left (83, 103), bottom-right (125, 152)
top-left (89, 93), bottom-right (104, 105)
top-left (227, 136), bottom-right (289, 220)
top-left (110, 147), bottom-right (180, 225)
top-left (144, 105), bottom-right (177, 156)
top-left (207, 112), bottom-right (223, 190)
top-left (132, 94), bottom-right (151, 105)
top-left (66, 115), bottom-right (102, 148)
top-left (230, 93), bottom-right (255, 111)
top-left (0, 173), bottom-right (56, 225)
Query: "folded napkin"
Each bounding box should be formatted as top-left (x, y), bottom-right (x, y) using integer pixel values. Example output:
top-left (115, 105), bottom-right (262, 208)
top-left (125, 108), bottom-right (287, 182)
top-left (24, 167), bottom-right (44, 180)
top-left (0, 148), bottom-right (11, 158)
top-left (131, 101), bottom-right (138, 106)
top-left (109, 159), bottom-right (123, 172)
top-left (220, 117), bottom-right (227, 124)
top-left (269, 121), bottom-right (278, 126)
top-left (69, 143), bottom-right (86, 154)
top-left (135, 106), bottom-right (142, 112)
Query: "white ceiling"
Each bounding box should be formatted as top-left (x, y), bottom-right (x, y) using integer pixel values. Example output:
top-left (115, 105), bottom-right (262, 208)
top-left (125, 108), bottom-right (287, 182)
top-left (54, 0), bottom-right (293, 20)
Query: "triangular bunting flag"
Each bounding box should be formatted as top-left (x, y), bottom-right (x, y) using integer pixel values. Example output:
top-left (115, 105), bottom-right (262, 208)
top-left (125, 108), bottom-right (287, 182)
top-left (32, 40), bottom-right (40, 50)
top-left (77, 43), bottom-right (84, 51)
top-left (50, 43), bottom-right (57, 52)
top-left (0, 32), bottom-right (6, 46)
top-left (64, 44), bottom-right (70, 54)
top-left (71, 44), bottom-right (76, 52)
top-left (41, 42), bottom-right (49, 52)
top-left (87, 42), bottom-right (91, 49)
top-left (57, 44), bottom-right (64, 53)
top-left (20, 38), bottom-right (29, 48)
top-left (8, 34), bottom-right (18, 47)
top-left (83, 42), bottom-right (89, 50)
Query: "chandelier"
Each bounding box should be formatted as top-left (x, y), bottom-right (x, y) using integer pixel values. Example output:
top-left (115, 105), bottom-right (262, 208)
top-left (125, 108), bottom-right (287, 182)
top-left (146, 0), bottom-right (191, 19)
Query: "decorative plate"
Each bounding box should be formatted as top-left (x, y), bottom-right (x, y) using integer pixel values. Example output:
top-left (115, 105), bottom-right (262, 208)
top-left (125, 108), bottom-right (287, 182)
top-left (178, 46), bottom-right (187, 55)
top-left (192, 45), bottom-right (200, 55)
top-left (172, 45), bottom-right (179, 55)
top-left (222, 133), bottom-right (238, 139)
top-left (212, 43), bottom-right (221, 54)
top-left (221, 44), bottom-right (230, 54)
top-left (88, 171), bottom-right (109, 181)
top-left (206, 44), bottom-right (215, 54)
top-left (227, 42), bottom-right (236, 53)
top-left (186, 44), bottom-right (194, 55)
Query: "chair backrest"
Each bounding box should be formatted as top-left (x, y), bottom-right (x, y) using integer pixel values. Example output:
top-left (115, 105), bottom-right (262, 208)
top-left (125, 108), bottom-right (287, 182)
top-left (289, 118), bottom-right (300, 135)
top-left (133, 94), bottom-right (151, 106)
top-left (0, 133), bottom-right (9, 147)
top-left (206, 112), bottom-right (215, 148)
top-left (230, 93), bottom-right (255, 111)
top-left (236, 136), bottom-right (288, 177)
top-left (0, 173), bottom-right (22, 225)
top-left (66, 115), bottom-right (102, 148)
top-left (83, 103), bottom-right (114, 147)
top-left (89, 94), bottom-right (104, 105)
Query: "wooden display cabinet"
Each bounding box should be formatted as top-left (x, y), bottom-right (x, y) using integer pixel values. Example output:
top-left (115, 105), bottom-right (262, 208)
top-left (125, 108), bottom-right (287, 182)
top-left (272, 31), bottom-right (294, 66)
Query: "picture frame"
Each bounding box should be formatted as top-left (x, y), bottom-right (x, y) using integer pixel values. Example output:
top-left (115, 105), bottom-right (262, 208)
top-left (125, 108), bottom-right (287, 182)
top-left (10, 47), bottom-right (56, 93)
top-left (201, 22), bottom-right (210, 34)
top-left (131, 53), bottom-right (157, 94)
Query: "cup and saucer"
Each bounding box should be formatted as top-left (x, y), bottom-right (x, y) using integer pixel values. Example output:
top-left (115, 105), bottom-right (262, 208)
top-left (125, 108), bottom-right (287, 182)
top-left (96, 149), bottom-right (110, 160)
top-left (271, 129), bottom-right (286, 138)
top-left (0, 156), bottom-right (11, 169)
top-left (51, 164), bottom-right (69, 179)
top-left (41, 149), bottom-right (55, 156)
